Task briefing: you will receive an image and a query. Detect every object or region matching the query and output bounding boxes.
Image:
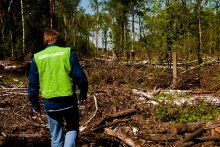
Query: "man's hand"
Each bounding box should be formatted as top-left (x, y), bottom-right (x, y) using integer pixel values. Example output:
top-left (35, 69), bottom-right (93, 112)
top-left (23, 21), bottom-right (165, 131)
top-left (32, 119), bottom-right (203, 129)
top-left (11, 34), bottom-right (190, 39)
top-left (79, 93), bottom-right (87, 104)
top-left (80, 97), bottom-right (86, 104)
top-left (32, 109), bottom-right (42, 122)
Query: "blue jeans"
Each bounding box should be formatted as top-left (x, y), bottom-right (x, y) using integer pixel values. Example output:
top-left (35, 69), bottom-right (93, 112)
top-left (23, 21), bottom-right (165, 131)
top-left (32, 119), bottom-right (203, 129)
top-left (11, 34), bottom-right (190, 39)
top-left (47, 107), bottom-right (79, 147)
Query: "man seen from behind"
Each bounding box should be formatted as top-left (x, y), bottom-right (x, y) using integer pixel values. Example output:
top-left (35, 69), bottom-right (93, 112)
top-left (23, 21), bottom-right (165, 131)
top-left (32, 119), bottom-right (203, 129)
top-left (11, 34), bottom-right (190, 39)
top-left (28, 28), bottom-right (88, 147)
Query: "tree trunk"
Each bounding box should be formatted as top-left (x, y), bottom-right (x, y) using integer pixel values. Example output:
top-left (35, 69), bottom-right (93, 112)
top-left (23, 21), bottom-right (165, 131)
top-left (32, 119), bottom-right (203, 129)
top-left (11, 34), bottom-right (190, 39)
top-left (105, 128), bottom-right (141, 147)
top-left (20, 0), bottom-right (25, 56)
top-left (138, 7), bottom-right (142, 39)
top-left (1, 0), bottom-right (14, 58)
top-left (73, 14), bottom-right (76, 48)
top-left (10, 30), bottom-right (14, 59)
top-left (172, 52), bottom-right (177, 84)
top-left (96, 3), bottom-right (99, 56)
top-left (216, 32), bottom-right (220, 61)
top-left (50, 0), bottom-right (55, 28)
top-left (104, 29), bottom-right (107, 52)
top-left (197, 0), bottom-right (202, 64)
top-left (131, 5), bottom-right (134, 52)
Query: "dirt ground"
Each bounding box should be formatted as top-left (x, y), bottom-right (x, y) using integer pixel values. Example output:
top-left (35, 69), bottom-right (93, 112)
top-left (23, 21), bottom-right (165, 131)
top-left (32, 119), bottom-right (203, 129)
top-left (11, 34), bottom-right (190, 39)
top-left (0, 59), bottom-right (220, 147)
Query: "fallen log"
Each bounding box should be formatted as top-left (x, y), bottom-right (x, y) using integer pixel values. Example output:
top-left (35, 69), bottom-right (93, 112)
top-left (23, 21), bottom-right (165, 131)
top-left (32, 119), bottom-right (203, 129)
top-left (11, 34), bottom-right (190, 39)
top-left (173, 120), bottom-right (220, 135)
top-left (205, 119), bottom-right (220, 129)
top-left (179, 136), bottom-right (220, 147)
top-left (79, 133), bottom-right (127, 146)
top-left (172, 121), bottom-right (206, 135)
top-left (80, 95), bottom-right (98, 132)
top-left (181, 128), bottom-right (205, 143)
top-left (92, 119), bottom-right (131, 132)
top-left (94, 108), bottom-right (137, 127)
top-left (179, 141), bottom-right (196, 147)
top-left (139, 133), bottom-right (179, 143)
top-left (105, 128), bottom-right (141, 147)
top-left (178, 127), bottom-right (205, 147)
top-left (131, 89), bottom-right (160, 102)
top-left (178, 120), bottom-right (220, 146)
top-left (194, 136), bottom-right (220, 142)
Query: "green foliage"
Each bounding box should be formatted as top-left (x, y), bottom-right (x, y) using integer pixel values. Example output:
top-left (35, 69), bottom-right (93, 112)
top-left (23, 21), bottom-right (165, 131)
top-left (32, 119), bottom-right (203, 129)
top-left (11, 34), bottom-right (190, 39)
top-left (154, 104), bottom-right (180, 122)
top-left (154, 92), bottom-right (191, 100)
top-left (1, 0), bottom-right (220, 61)
top-left (0, 75), bottom-right (20, 87)
top-left (154, 102), bottom-right (220, 123)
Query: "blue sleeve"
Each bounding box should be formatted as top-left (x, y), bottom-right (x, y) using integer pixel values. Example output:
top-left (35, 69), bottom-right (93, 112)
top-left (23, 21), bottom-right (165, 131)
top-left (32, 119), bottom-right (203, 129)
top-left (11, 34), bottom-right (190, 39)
top-left (70, 51), bottom-right (88, 100)
top-left (28, 59), bottom-right (40, 111)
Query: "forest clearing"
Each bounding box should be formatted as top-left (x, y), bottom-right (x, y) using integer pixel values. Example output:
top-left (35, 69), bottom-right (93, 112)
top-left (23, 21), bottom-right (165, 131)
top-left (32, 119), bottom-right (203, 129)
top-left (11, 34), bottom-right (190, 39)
top-left (1, 58), bottom-right (220, 147)
top-left (1, 0), bottom-right (220, 146)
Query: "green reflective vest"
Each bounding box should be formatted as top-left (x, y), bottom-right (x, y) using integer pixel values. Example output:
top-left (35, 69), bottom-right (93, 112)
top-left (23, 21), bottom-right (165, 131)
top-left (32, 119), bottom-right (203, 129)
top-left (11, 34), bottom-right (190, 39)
top-left (34, 46), bottom-right (73, 99)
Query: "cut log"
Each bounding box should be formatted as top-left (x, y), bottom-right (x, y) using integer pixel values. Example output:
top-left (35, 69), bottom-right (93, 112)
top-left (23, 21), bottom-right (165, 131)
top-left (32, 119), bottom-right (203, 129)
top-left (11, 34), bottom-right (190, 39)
top-left (204, 120), bottom-right (220, 129)
top-left (105, 128), bottom-right (141, 147)
top-left (172, 121), bottom-right (206, 135)
top-left (178, 120), bottom-right (220, 146)
top-left (177, 128), bottom-right (205, 147)
top-left (179, 141), bottom-right (196, 147)
top-left (194, 136), bottom-right (220, 142)
top-left (179, 136), bottom-right (220, 147)
top-left (182, 128), bottom-right (205, 143)
top-left (173, 120), bottom-right (220, 135)
top-left (95, 108), bottom-right (137, 127)
top-left (92, 119), bottom-right (131, 132)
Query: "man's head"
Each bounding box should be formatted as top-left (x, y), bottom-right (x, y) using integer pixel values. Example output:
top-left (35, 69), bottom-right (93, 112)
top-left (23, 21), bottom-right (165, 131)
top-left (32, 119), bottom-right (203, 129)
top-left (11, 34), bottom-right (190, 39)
top-left (43, 28), bottom-right (60, 45)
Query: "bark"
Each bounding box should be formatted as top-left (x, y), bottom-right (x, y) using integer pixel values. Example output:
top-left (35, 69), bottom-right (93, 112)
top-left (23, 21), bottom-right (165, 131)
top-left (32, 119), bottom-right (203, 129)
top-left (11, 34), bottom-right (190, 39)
top-left (96, 15), bottom-right (99, 56)
top-left (182, 127), bottom-right (205, 143)
top-left (179, 136), bottom-right (220, 147)
top-left (172, 121), bottom-right (205, 135)
top-left (172, 52), bottom-right (178, 84)
top-left (92, 119), bottom-right (130, 132)
top-left (105, 128), bottom-right (141, 147)
top-left (10, 31), bottom-right (14, 58)
top-left (131, 5), bottom-right (134, 51)
top-left (20, 0), bottom-right (25, 56)
top-left (173, 120), bottom-right (220, 135)
top-left (1, 0), bottom-right (14, 53)
top-left (94, 108), bottom-right (137, 127)
top-left (50, 0), bottom-right (55, 28)
top-left (197, 0), bottom-right (202, 64)
top-left (103, 29), bottom-right (107, 52)
top-left (131, 89), bottom-right (161, 102)
top-left (177, 120), bottom-right (220, 146)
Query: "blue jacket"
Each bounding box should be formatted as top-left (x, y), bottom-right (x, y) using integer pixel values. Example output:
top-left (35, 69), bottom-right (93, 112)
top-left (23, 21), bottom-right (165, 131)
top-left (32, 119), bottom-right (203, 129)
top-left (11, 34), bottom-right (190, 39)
top-left (28, 45), bottom-right (88, 112)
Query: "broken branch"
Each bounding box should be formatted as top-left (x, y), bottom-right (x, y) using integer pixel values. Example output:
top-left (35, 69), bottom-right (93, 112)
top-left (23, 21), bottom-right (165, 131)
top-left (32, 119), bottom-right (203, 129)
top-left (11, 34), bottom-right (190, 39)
top-left (105, 128), bottom-right (141, 147)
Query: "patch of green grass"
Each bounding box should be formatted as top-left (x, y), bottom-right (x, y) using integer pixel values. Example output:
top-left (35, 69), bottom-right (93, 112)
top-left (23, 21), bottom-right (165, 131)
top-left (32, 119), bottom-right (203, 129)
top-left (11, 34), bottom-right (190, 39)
top-left (0, 76), bottom-right (12, 86)
top-left (153, 102), bottom-right (220, 123)
top-left (0, 74), bottom-right (27, 87)
top-left (154, 91), bottom-right (191, 100)
top-left (154, 104), bottom-right (180, 122)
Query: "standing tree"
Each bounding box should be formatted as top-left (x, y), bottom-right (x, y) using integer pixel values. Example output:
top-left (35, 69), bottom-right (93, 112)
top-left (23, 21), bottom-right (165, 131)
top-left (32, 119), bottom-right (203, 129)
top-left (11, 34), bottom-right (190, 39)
top-left (99, 12), bottom-right (111, 52)
top-left (90, 0), bottom-right (102, 56)
top-left (20, 0), bottom-right (25, 56)
top-left (196, 0), bottom-right (203, 64)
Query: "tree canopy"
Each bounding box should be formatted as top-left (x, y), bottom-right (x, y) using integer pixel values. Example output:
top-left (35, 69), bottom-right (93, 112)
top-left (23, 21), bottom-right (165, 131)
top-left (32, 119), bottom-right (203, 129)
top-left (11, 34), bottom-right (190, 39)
top-left (0, 0), bottom-right (220, 65)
